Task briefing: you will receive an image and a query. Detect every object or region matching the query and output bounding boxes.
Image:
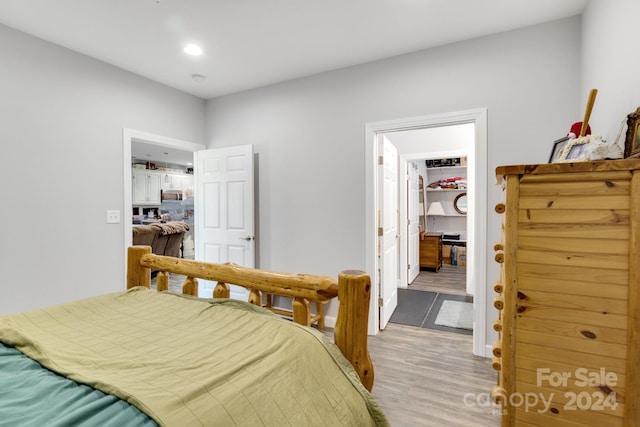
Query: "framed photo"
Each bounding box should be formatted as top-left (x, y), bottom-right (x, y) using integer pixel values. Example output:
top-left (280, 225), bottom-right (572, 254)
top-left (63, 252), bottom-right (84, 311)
top-left (624, 106), bottom-right (640, 158)
top-left (549, 136), bottom-right (569, 163)
top-left (566, 143), bottom-right (586, 160)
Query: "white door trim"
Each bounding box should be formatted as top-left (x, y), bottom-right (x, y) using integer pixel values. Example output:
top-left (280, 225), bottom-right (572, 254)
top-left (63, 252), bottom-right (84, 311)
top-left (364, 109), bottom-right (489, 357)
top-left (122, 128), bottom-right (205, 284)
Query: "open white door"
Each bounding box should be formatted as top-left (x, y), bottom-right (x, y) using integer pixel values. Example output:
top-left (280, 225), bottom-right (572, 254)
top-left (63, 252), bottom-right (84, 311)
top-left (378, 135), bottom-right (399, 329)
top-left (407, 162), bottom-right (420, 283)
top-left (195, 145), bottom-right (255, 300)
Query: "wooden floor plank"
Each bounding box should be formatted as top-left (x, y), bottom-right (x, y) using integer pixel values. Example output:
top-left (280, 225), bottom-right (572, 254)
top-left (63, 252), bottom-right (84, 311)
top-left (409, 264), bottom-right (468, 296)
top-left (367, 323), bottom-right (499, 426)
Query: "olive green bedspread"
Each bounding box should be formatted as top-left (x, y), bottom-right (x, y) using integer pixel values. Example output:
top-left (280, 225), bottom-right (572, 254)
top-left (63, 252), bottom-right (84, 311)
top-left (0, 287), bottom-right (389, 426)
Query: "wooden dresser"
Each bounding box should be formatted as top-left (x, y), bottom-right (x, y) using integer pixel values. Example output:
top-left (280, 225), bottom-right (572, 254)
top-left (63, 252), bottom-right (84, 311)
top-left (492, 160), bottom-right (640, 426)
top-left (420, 232), bottom-right (442, 272)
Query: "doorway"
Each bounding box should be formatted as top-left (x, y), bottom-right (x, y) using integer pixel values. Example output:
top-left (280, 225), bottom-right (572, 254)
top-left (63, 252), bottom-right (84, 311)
top-left (364, 109), bottom-right (489, 357)
top-left (122, 129), bottom-right (205, 281)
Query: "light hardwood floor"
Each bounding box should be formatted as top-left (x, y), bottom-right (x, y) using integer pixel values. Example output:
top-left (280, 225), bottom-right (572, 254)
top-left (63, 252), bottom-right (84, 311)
top-left (152, 269), bottom-right (500, 426)
top-left (409, 264), bottom-right (468, 296)
top-left (366, 324), bottom-right (499, 426)
top-left (366, 265), bottom-right (498, 426)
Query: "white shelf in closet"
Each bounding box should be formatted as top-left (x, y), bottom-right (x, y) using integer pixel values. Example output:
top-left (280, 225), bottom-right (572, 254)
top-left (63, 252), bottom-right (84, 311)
top-left (424, 164), bottom-right (467, 238)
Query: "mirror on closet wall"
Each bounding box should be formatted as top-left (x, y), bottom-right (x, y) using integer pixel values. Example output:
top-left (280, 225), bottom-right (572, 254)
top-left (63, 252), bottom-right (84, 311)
top-left (453, 192), bottom-right (467, 215)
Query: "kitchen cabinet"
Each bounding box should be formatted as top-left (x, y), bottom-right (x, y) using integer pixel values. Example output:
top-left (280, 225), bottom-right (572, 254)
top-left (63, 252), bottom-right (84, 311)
top-left (160, 173), bottom-right (185, 191)
top-left (132, 169), bottom-right (161, 205)
top-left (182, 175), bottom-right (194, 193)
top-left (492, 159), bottom-right (640, 426)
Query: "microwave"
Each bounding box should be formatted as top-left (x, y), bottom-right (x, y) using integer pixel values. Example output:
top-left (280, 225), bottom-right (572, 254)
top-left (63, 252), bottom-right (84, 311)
top-left (161, 190), bottom-right (182, 201)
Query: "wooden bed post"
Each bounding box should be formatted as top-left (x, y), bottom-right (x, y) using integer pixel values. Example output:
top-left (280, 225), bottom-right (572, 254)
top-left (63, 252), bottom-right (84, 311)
top-left (181, 277), bottom-right (198, 296)
top-left (156, 271), bottom-right (169, 291)
top-left (292, 297), bottom-right (312, 326)
top-left (127, 246), bottom-right (152, 289)
top-left (334, 270), bottom-right (374, 392)
top-left (213, 282), bottom-right (230, 298)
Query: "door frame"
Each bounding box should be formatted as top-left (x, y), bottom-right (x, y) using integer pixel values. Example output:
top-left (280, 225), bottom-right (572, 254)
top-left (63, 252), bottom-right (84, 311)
top-left (364, 109), bottom-right (488, 357)
top-left (122, 128), bottom-right (205, 283)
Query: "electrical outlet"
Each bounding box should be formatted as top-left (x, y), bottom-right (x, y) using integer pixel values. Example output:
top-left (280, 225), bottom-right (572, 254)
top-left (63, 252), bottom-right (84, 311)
top-left (106, 210), bottom-right (121, 224)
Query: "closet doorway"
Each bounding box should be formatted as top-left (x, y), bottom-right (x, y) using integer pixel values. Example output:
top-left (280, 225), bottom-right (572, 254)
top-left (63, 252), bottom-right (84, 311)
top-left (365, 109), bottom-right (489, 357)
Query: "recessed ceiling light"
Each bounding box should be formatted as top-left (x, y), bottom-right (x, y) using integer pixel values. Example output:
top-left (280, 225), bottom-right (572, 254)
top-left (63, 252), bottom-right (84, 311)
top-left (184, 44), bottom-right (203, 56)
top-left (192, 74), bottom-right (206, 83)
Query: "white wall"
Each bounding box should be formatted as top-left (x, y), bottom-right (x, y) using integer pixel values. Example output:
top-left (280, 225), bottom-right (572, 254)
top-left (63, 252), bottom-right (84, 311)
top-left (0, 23), bottom-right (206, 315)
top-left (205, 17), bottom-right (583, 341)
top-left (5, 1), bottom-right (634, 346)
top-left (581, 0), bottom-right (640, 145)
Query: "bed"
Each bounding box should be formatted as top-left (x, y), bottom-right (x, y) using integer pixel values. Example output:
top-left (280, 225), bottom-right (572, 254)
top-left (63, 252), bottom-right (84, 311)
top-left (0, 246), bottom-right (389, 426)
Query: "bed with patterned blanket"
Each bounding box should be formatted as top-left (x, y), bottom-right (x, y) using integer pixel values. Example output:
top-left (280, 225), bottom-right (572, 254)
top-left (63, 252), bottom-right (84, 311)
top-left (0, 246), bottom-right (388, 426)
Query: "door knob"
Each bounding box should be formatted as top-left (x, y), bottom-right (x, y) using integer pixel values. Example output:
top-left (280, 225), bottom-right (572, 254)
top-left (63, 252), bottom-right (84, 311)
top-left (239, 236), bottom-right (254, 241)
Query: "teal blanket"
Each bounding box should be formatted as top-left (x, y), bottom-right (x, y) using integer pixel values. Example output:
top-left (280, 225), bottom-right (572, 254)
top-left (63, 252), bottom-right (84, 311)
top-left (0, 343), bottom-right (156, 426)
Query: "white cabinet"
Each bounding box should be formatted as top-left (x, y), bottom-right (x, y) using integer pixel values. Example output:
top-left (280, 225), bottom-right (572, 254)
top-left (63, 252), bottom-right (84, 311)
top-left (183, 175), bottom-right (193, 190)
top-left (160, 172), bottom-right (195, 193)
top-left (160, 173), bottom-right (185, 191)
top-left (424, 165), bottom-right (467, 239)
top-left (132, 169), bottom-right (161, 205)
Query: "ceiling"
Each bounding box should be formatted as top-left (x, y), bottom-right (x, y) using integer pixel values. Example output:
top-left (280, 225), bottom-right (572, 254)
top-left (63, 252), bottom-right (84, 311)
top-left (131, 140), bottom-right (194, 168)
top-left (0, 0), bottom-right (587, 100)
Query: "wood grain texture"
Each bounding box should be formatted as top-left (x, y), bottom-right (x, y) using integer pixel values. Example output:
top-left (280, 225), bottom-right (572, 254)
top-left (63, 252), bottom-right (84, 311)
top-left (409, 264), bottom-right (467, 296)
top-left (625, 170), bottom-right (640, 422)
top-left (496, 162), bottom-right (640, 426)
top-left (362, 324), bottom-right (500, 427)
top-left (495, 159), bottom-right (640, 179)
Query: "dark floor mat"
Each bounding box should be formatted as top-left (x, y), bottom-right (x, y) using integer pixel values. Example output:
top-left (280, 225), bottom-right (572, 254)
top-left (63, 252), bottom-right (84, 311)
top-left (388, 289), bottom-right (437, 327)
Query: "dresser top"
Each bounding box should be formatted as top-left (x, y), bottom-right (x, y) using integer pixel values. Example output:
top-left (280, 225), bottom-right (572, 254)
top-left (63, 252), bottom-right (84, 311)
top-left (496, 158), bottom-right (640, 178)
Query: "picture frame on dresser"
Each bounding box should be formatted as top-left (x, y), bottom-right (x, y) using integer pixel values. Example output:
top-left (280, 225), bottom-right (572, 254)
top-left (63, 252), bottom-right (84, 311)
top-left (624, 106), bottom-right (640, 158)
top-left (548, 136), bottom-right (569, 163)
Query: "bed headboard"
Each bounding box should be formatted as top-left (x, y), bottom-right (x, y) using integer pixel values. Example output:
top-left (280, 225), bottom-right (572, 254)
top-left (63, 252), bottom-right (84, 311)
top-left (126, 245), bottom-right (374, 391)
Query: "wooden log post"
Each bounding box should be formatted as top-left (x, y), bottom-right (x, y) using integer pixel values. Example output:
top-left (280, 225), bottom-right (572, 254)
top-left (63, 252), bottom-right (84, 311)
top-left (127, 246), bottom-right (152, 289)
top-left (213, 282), bottom-right (230, 298)
top-left (182, 277), bottom-right (198, 297)
top-left (292, 297), bottom-right (311, 326)
top-left (156, 271), bottom-right (169, 292)
top-left (248, 289), bottom-right (262, 307)
top-left (334, 270), bottom-right (374, 392)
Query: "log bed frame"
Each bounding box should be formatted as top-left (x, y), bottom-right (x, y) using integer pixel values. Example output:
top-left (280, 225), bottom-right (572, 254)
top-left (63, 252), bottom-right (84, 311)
top-left (126, 245), bottom-right (374, 391)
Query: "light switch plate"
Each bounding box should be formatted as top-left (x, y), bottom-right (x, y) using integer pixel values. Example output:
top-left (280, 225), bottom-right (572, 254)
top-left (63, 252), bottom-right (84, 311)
top-left (106, 210), bottom-right (121, 224)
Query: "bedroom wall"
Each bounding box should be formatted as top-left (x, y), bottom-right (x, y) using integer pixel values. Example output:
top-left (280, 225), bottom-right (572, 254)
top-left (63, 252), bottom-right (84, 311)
top-left (0, 23), bottom-right (206, 315)
top-left (581, 0), bottom-right (640, 144)
top-left (205, 17), bottom-right (583, 344)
